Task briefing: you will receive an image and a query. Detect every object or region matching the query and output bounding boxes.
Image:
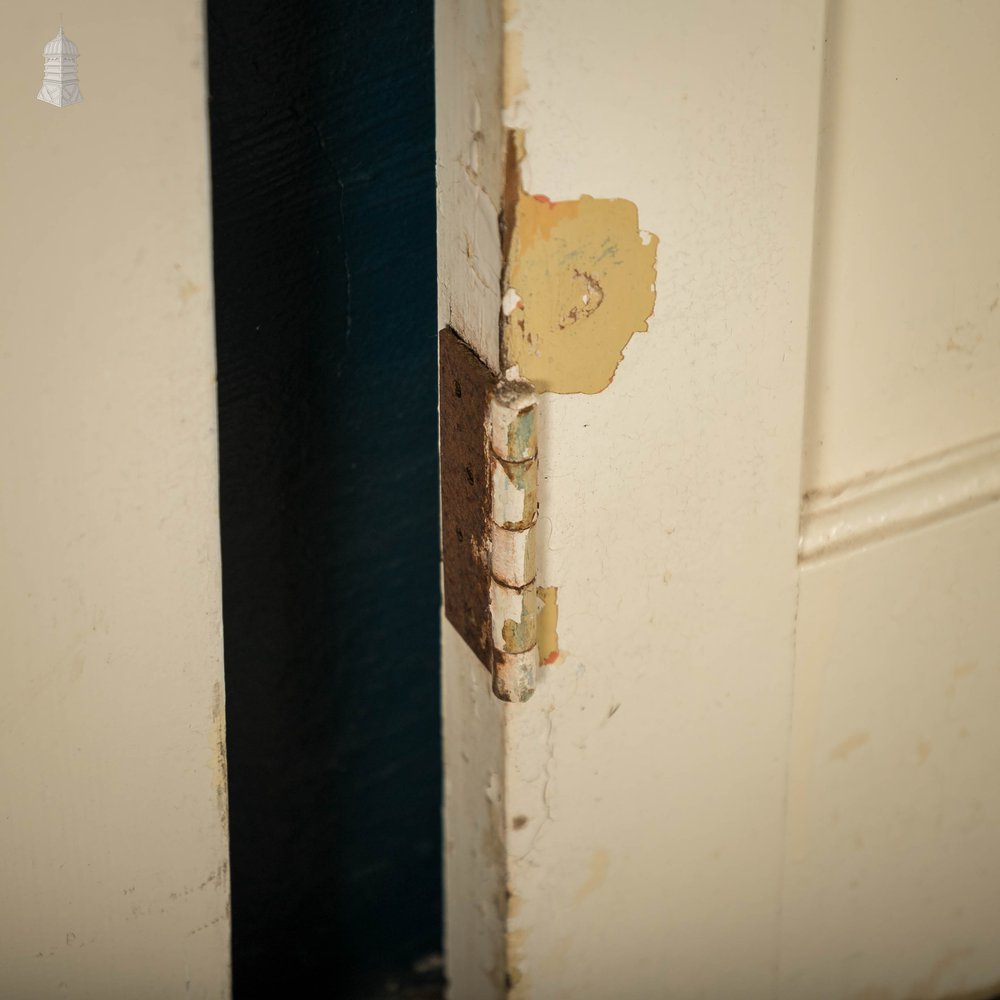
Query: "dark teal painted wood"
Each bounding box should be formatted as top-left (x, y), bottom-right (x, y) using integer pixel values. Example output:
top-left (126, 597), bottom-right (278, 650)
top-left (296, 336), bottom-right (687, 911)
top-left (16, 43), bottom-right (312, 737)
top-left (207, 2), bottom-right (441, 994)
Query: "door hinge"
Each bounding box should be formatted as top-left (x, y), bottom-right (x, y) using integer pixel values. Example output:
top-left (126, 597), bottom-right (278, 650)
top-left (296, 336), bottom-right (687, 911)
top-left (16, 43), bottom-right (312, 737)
top-left (439, 328), bottom-right (539, 702)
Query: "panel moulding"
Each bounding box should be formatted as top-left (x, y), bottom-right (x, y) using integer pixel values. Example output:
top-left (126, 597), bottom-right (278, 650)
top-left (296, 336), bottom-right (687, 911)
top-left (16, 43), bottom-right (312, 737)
top-left (799, 432), bottom-right (1000, 562)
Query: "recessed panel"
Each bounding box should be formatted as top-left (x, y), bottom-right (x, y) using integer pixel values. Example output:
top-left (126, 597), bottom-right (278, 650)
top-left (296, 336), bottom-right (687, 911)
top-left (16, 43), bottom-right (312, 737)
top-left (781, 503), bottom-right (1000, 999)
top-left (804, 1), bottom-right (1000, 492)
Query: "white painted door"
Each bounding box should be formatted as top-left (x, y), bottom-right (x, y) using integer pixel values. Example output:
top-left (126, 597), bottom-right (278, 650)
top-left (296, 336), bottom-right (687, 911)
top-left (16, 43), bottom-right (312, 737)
top-left (437, 2), bottom-right (1000, 998)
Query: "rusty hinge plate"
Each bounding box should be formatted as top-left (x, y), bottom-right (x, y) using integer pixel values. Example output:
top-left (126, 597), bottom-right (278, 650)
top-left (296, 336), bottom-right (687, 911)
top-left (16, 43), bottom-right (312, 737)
top-left (439, 327), bottom-right (495, 671)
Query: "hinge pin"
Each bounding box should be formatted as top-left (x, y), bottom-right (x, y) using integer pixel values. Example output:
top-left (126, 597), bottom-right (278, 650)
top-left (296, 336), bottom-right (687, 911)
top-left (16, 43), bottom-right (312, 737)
top-left (488, 377), bottom-right (539, 702)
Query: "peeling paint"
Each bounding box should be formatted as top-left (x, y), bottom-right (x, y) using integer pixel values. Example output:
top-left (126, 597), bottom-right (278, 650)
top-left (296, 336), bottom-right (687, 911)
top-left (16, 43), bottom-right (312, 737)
top-left (492, 453), bottom-right (537, 530)
top-left (494, 582), bottom-right (537, 653)
top-left (491, 507), bottom-right (535, 584)
top-left (489, 375), bottom-right (540, 702)
top-left (537, 586), bottom-right (559, 665)
top-left (502, 287), bottom-right (523, 316)
top-left (501, 137), bottom-right (659, 394)
top-left (491, 379), bottom-right (537, 463)
top-left (501, 614), bottom-right (534, 654)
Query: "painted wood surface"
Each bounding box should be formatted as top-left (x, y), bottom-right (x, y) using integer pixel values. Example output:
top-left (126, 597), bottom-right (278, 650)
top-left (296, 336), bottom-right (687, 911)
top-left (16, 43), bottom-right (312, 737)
top-left (436, 0), bottom-right (505, 373)
top-left (438, 1), bottom-right (1000, 997)
top-left (0, 5), bottom-right (229, 997)
top-left (437, 1), bottom-right (509, 994)
top-left (500, 3), bottom-right (824, 996)
top-left (784, 504), bottom-right (1000, 1000)
top-left (784, 3), bottom-right (1000, 996)
top-left (209, 0), bottom-right (443, 991)
top-left (440, 0), bottom-right (824, 995)
top-left (802, 0), bottom-right (1000, 493)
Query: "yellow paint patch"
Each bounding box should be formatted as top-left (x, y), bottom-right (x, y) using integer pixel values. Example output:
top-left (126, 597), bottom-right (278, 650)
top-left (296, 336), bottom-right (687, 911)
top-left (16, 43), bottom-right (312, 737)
top-left (503, 190), bottom-right (658, 393)
top-left (574, 849), bottom-right (610, 904)
top-left (537, 586), bottom-right (559, 664)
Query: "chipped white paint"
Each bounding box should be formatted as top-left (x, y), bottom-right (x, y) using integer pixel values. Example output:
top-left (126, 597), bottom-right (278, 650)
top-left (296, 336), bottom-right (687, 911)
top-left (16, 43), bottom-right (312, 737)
top-left (490, 523), bottom-right (536, 588)
top-left (436, 0), bottom-right (504, 371)
top-left (492, 648), bottom-right (538, 705)
top-left (489, 378), bottom-right (537, 462)
top-left (489, 377), bottom-right (539, 702)
top-left (502, 287), bottom-right (523, 317)
top-left (442, 0), bottom-right (825, 994)
top-left (490, 580), bottom-right (537, 651)
top-left (498, 3), bottom-right (826, 995)
top-left (436, 0), bottom-right (508, 991)
top-left (492, 453), bottom-right (538, 530)
top-left (0, 5), bottom-right (229, 997)
top-left (441, 2), bottom-right (1000, 997)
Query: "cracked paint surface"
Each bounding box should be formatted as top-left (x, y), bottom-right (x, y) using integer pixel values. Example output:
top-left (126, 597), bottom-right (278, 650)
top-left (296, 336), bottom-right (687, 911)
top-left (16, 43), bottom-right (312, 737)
top-left (502, 186), bottom-right (659, 394)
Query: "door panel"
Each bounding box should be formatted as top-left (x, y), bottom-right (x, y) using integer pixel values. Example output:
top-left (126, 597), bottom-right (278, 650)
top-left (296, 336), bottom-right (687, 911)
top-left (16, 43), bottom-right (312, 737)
top-left (783, 4), bottom-right (1000, 996)
top-left (803, 0), bottom-right (1000, 492)
top-left (439, 1), bottom-right (825, 996)
top-left (437, 2), bottom-right (1000, 997)
top-left (783, 505), bottom-right (1000, 999)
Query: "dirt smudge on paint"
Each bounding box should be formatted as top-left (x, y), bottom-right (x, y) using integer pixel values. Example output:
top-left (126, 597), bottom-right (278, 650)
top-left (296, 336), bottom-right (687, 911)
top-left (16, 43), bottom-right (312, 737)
top-left (178, 277), bottom-right (201, 303)
top-left (211, 680), bottom-right (229, 826)
top-left (537, 586), bottom-right (560, 665)
top-left (830, 730), bottom-right (869, 762)
top-left (574, 848), bottom-right (610, 904)
top-left (501, 131), bottom-right (659, 394)
top-left (506, 926), bottom-right (529, 998)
